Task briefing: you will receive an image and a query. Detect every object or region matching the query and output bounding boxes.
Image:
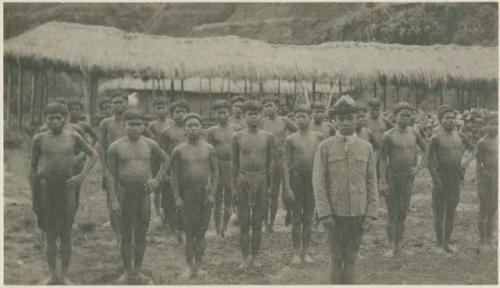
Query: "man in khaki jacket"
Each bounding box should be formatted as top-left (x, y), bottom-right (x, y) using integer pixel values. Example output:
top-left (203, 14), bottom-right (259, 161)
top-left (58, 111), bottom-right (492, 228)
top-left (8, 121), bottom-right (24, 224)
top-left (313, 95), bottom-right (378, 284)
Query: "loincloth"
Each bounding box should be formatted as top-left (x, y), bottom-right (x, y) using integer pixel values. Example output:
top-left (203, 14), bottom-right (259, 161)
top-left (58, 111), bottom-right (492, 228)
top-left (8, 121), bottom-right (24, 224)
top-left (218, 160), bottom-right (232, 187)
top-left (238, 170), bottom-right (267, 208)
top-left (117, 182), bottom-right (151, 229)
top-left (36, 177), bottom-right (77, 233)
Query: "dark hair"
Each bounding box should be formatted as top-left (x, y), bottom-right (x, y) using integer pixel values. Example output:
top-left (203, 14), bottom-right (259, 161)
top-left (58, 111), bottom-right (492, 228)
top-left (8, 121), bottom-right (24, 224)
top-left (123, 110), bottom-right (145, 122)
top-left (231, 95), bottom-right (246, 104)
top-left (100, 98), bottom-right (111, 109)
top-left (357, 104), bottom-right (367, 113)
top-left (67, 99), bottom-right (84, 109)
top-left (153, 97), bottom-right (168, 106)
top-left (438, 105), bottom-right (456, 121)
top-left (213, 100), bottom-right (231, 111)
top-left (393, 102), bottom-right (414, 115)
top-left (242, 100), bottom-right (263, 112)
top-left (367, 99), bottom-right (382, 108)
top-left (294, 104), bottom-right (311, 114)
top-left (261, 95), bottom-right (278, 106)
top-left (44, 102), bottom-right (68, 116)
top-left (183, 113), bottom-right (203, 125)
top-left (310, 101), bottom-right (325, 110)
top-left (170, 99), bottom-right (190, 114)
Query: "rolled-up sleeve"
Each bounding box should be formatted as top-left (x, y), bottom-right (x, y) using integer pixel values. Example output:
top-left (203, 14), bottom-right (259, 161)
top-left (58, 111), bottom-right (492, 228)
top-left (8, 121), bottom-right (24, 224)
top-left (365, 146), bottom-right (378, 219)
top-left (313, 142), bottom-right (332, 219)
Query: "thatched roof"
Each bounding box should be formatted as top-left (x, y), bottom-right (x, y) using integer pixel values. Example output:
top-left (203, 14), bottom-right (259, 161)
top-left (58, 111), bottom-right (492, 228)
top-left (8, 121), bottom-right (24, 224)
top-left (5, 21), bottom-right (498, 86)
top-left (99, 76), bottom-right (335, 95)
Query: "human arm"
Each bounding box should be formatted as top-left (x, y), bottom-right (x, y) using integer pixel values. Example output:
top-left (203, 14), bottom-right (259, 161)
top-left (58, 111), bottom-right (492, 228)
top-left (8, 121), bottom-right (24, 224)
top-left (231, 133), bottom-right (240, 201)
top-left (328, 122), bottom-right (336, 136)
top-left (368, 130), bottom-right (379, 152)
top-left (266, 134), bottom-right (275, 190)
top-left (170, 148), bottom-right (184, 211)
top-left (377, 133), bottom-right (390, 196)
top-left (81, 122), bottom-right (98, 147)
top-left (206, 146), bottom-right (219, 207)
top-left (284, 116), bottom-right (299, 133)
top-left (67, 133), bottom-right (98, 186)
top-left (145, 141), bottom-right (171, 194)
top-left (107, 144), bottom-right (121, 216)
top-left (29, 135), bottom-right (42, 213)
top-left (412, 130), bottom-right (428, 176)
top-left (283, 137), bottom-right (295, 204)
top-left (312, 143), bottom-right (332, 223)
top-left (427, 136), bottom-right (442, 189)
top-left (365, 146), bottom-right (379, 222)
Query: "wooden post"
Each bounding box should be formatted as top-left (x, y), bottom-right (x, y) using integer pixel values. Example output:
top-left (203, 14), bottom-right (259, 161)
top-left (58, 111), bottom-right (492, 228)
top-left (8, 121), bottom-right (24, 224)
top-left (152, 78), bottom-right (156, 98)
top-left (415, 84), bottom-right (419, 110)
top-left (382, 79), bottom-right (387, 111)
top-left (181, 79), bottom-right (184, 98)
top-left (439, 86), bottom-right (443, 106)
top-left (161, 79), bottom-right (167, 99)
top-left (373, 81), bottom-right (377, 98)
top-left (277, 78), bottom-right (281, 97)
top-left (208, 78), bottom-right (212, 118)
top-left (170, 79), bottom-right (175, 102)
top-left (88, 73), bottom-right (98, 126)
top-left (395, 81), bottom-right (400, 103)
top-left (312, 80), bottom-right (316, 102)
top-left (17, 62), bottom-right (23, 129)
top-left (339, 79), bottom-right (343, 96)
top-left (259, 81), bottom-right (263, 93)
top-left (456, 86), bottom-right (460, 112)
top-left (244, 79), bottom-right (247, 97)
top-left (6, 65), bottom-right (11, 128)
top-left (52, 68), bottom-right (56, 97)
top-left (30, 71), bottom-right (37, 127)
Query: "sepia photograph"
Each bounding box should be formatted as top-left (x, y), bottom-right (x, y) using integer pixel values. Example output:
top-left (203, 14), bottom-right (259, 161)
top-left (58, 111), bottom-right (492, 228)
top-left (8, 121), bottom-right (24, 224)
top-left (3, 2), bottom-right (498, 285)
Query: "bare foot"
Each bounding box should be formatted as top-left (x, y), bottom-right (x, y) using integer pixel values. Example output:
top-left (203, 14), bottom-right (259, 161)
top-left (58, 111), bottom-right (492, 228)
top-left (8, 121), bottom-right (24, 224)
top-left (238, 260), bottom-right (249, 271)
top-left (180, 267), bottom-right (193, 280)
top-left (134, 272), bottom-right (153, 285)
top-left (59, 276), bottom-right (74, 285)
top-left (177, 232), bottom-right (185, 245)
top-left (432, 246), bottom-right (446, 255)
top-left (444, 244), bottom-right (458, 254)
top-left (357, 251), bottom-right (368, 260)
top-left (250, 258), bottom-right (262, 268)
top-left (197, 268), bottom-right (208, 277)
top-left (40, 275), bottom-right (58, 285)
top-left (115, 273), bottom-right (129, 285)
top-left (303, 254), bottom-right (315, 264)
top-left (290, 254), bottom-right (302, 265)
top-left (383, 249), bottom-right (394, 258)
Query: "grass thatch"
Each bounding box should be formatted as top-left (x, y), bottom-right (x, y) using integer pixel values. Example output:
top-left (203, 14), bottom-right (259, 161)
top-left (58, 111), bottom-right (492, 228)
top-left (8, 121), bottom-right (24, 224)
top-left (5, 21), bottom-right (497, 86)
top-left (98, 76), bottom-right (335, 95)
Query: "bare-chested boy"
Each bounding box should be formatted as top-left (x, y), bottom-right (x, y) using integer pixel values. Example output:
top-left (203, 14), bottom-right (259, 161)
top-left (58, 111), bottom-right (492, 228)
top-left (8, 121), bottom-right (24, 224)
top-left (229, 95), bottom-right (248, 132)
top-left (30, 103), bottom-right (97, 284)
top-left (356, 105), bottom-right (379, 151)
top-left (148, 97), bottom-right (175, 223)
top-left (207, 100), bottom-right (239, 238)
top-left (97, 98), bottom-right (112, 125)
top-left (474, 112), bottom-right (498, 253)
top-left (309, 101), bottom-right (336, 137)
top-left (378, 102), bottom-right (427, 257)
top-left (283, 105), bottom-right (324, 265)
top-left (366, 99), bottom-right (394, 149)
top-left (232, 100), bottom-right (275, 269)
top-left (67, 99), bottom-right (98, 146)
top-left (158, 100), bottom-right (190, 242)
top-left (99, 93), bottom-right (129, 245)
top-left (107, 110), bottom-right (170, 284)
top-left (171, 113), bottom-right (218, 278)
top-left (260, 96), bottom-right (298, 232)
top-left (427, 105), bottom-right (474, 253)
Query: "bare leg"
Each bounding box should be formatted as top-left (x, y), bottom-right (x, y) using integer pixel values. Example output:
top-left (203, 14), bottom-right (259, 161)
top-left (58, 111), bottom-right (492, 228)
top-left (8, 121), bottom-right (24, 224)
top-left (213, 179), bottom-right (223, 236)
top-left (302, 208), bottom-right (314, 264)
top-left (133, 199), bottom-right (150, 283)
top-left (327, 228), bottom-right (343, 284)
top-left (44, 231), bottom-right (59, 284)
top-left (183, 234), bottom-right (195, 279)
top-left (432, 186), bottom-right (446, 249)
top-left (59, 231), bottom-right (72, 284)
top-left (222, 183), bottom-right (232, 238)
top-left (444, 187), bottom-right (460, 253)
top-left (238, 186), bottom-right (250, 269)
top-left (291, 208), bottom-right (302, 265)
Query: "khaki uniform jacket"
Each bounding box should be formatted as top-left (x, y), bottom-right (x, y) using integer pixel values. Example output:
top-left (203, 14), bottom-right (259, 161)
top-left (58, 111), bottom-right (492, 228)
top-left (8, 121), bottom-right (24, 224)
top-left (313, 134), bottom-right (378, 220)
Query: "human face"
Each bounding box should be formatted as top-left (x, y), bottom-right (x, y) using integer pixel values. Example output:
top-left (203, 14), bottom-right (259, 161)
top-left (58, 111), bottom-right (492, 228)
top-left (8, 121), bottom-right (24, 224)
top-left (185, 117), bottom-right (202, 140)
top-left (232, 101), bottom-right (244, 117)
top-left (312, 108), bottom-right (325, 124)
top-left (69, 105), bottom-right (83, 122)
top-left (263, 101), bottom-right (277, 117)
top-left (245, 110), bottom-right (262, 128)
top-left (215, 107), bottom-right (230, 124)
top-left (46, 113), bottom-right (66, 134)
top-left (111, 97), bottom-right (127, 115)
top-left (125, 119), bottom-right (144, 139)
top-left (369, 106), bottom-right (380, 119)
top-left (173, 107), bottom-right (188, 124)
top-left (295, 112), bottom-right (310, 130)
top-left (396, 109), bottom-right (412, 129)
top-left (155, 104), bottom-right (168, 118)
top-left (336, 112), bottom-right (357, 136)
top-left (440, 112), bottom-right (456, 131)
top-left (102, 103), bottom-right (112, 117)
top-left (486, 119), bottom-right (497, 136)
top-left (356, 110), bottom-right (367, 128)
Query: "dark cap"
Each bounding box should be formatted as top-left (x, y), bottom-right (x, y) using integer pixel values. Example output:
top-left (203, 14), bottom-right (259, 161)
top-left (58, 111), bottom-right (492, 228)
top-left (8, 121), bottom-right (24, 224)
top-left (393, 102), bottom-right (414, 115)
top-left (367, 98), bottom-right (382, 108)
top-left (438, 105), bottom-right (456, 120)
top-left (332, 95), bottom-right (358, 115)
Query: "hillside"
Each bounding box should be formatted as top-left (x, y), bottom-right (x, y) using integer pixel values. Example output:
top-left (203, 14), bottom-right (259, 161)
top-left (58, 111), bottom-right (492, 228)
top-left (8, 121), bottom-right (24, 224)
top-left (4, 3), bottom-right (498, 46)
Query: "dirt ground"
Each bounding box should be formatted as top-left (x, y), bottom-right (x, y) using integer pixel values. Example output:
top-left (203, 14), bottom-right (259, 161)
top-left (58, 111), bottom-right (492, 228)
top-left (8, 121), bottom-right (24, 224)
top-left (3, 145), bottom-right (498, 285)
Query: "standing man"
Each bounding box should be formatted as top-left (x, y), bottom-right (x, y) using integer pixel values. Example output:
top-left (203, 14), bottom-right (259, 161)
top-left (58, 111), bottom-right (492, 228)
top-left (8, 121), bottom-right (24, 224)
top-left (66, 99), bottom-right (98, 146)
top-left (229, 95), bottom-right (247, 131)
top-left (232, 100), bottom-right (275, 269)
top-left (427, 105), bottom-right (474, 253)
top-left (313, 95), bottom-right (378, 284)
top-left (97, 98), bottom-right (112, 126)
top-left (99, 93), bottom-right (128, 246)
top-left (378, 102), bottom-right (427, 257)
top-left (309, 101), bottom-right (336, 137)
top-left (366, 99), bottom-right (394, 149)
top-left (171, 113), bottom-right (218, 278)
top-left (207, 100), bottom-right (239, 238)
top-left (474, 112), bottom-right (498, 253)
top-left (356, 105), bottom-right (379, 151)
top-left (148, 97), bottom-right (175, 224)
top-left (107, 110), bottom-right (170, 284)
top-left (30, 103), bottom-right (97, 284)
top-left (260, 95), bottom-right (298, 232)
top-left (283, 105), bottom-right (324, 265)
top-left (158, 99), bottom-right (190, 242)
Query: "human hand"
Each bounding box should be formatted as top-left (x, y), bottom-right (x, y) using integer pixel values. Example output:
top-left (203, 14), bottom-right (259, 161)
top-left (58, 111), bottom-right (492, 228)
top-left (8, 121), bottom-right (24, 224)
top-left (320, 215), bottom-right (334, 230)
top-left (111, 200), bottom-right (121, 218)
top-left (145, 178), bottom-right (160, 194)
top-left (205, 194), bottom-right (215, 208)
top-left (284, 187), bottom-right (295, 206)
top-left (409, 167), bottom-right (418, 178)
top-left (362, 217), bottom-right (375, 232)
top-left (379, 179), bottom-right (388, 197)
top-left (66, 174), bottom-right (84, 187)
top-left (175, 198), bottom-right (185, 213)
